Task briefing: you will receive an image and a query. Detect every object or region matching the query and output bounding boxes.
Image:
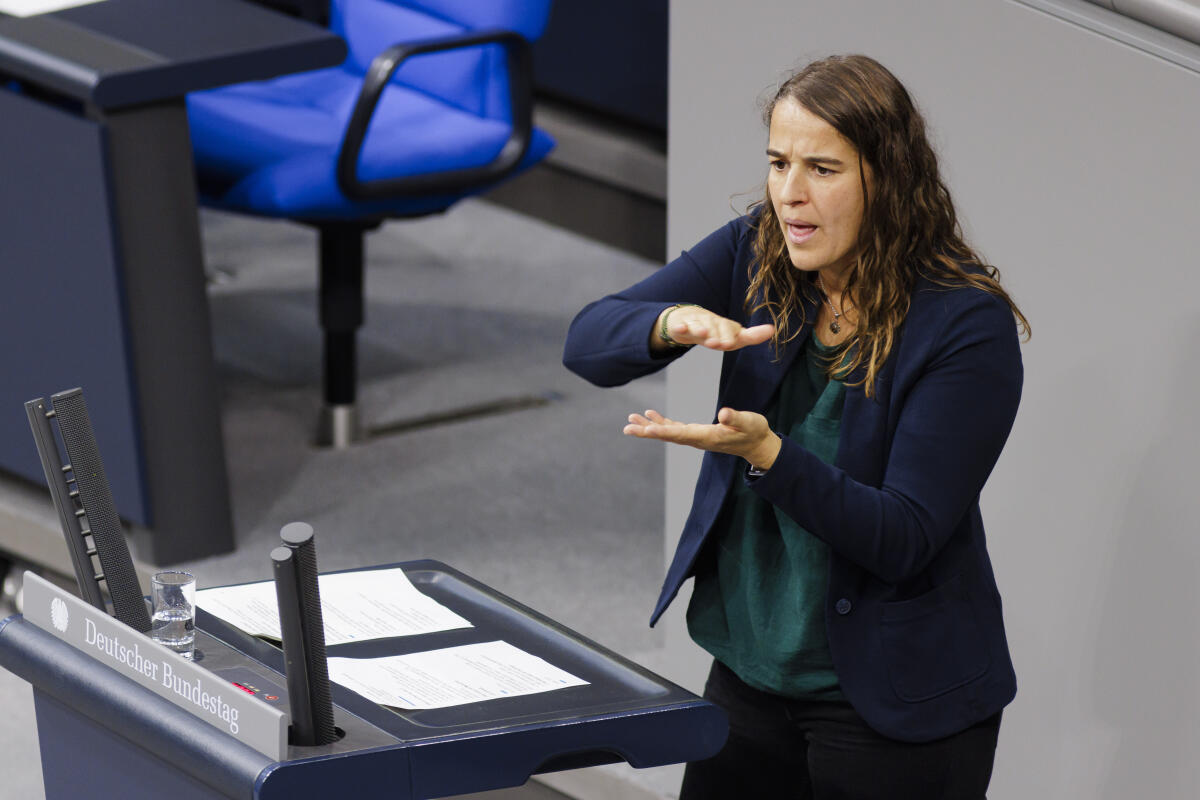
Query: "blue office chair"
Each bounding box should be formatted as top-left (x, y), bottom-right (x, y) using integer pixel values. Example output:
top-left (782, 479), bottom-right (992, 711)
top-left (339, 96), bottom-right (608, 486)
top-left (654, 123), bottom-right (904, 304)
top-left (187, 0), bottom-right (555, 446)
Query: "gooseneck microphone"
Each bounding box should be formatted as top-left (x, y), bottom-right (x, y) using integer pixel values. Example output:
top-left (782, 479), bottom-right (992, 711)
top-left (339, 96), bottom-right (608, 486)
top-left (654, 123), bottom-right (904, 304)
top-left (272, 522), bottom-right (337, 746)
top-left (25, 389), bottom-right (152, 633)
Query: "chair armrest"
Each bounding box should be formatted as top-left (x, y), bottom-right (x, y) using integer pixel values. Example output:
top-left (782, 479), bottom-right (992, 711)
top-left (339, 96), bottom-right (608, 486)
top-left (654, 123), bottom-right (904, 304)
top-left (336, 28), bottom-right (533, 202)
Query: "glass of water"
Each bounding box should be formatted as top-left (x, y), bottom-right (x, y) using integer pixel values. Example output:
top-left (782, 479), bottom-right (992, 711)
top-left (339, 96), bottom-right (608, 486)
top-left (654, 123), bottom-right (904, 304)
top-left (151, 570), bottom-right (196, 660)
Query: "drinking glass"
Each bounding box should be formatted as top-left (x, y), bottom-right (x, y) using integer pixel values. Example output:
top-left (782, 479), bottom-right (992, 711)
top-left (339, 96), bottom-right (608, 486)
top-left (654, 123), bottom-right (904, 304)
top-left (151, 570), bottom-right (196, 660)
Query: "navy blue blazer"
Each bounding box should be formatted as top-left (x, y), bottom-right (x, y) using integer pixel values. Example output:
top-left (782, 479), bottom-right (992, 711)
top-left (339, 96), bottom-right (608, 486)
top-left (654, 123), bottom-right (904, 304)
top-left (563, 217), bottom-right (1022, 742)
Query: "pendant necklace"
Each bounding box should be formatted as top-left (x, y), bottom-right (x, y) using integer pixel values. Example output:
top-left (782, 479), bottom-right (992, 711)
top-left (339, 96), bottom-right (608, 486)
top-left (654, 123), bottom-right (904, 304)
top-left (817, 275), bottom-right (843, 334)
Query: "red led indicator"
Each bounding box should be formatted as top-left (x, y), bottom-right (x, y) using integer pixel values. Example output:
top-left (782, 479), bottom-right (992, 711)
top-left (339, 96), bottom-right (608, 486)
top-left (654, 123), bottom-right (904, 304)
top-left (230, 682), bottom-right (257, 695)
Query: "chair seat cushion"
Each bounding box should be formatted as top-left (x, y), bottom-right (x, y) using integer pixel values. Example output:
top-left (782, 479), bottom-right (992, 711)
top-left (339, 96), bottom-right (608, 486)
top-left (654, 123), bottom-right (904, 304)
top-left (187, 66), bottom-right (553, 220)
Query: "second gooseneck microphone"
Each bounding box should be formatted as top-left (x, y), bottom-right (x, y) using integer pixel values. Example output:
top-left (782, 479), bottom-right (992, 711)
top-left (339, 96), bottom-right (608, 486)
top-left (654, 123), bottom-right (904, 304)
top-left (272, 522), bottom-right (337, 746)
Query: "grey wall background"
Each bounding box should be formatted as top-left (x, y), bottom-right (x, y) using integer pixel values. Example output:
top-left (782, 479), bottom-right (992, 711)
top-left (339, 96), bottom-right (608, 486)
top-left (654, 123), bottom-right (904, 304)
top-left (656, 0), bottom-right (1200, 796)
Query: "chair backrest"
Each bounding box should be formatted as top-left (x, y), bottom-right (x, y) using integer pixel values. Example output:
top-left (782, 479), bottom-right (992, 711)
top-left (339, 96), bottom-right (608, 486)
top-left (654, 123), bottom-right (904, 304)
top-left (332, 0), bottom-right (551, 120)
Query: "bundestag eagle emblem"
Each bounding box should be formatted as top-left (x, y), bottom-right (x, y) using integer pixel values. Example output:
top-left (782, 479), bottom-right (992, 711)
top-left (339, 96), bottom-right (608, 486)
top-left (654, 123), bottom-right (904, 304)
top-left (50, 597), bottom-right (69, 632)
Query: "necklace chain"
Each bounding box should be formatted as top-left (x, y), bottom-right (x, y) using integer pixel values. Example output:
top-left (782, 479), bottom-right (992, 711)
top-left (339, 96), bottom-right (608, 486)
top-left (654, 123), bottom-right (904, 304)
top-left (817, 275), bottom-right (843, 335)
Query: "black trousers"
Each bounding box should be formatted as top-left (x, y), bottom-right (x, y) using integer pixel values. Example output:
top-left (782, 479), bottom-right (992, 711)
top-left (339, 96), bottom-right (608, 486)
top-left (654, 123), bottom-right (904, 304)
top-left (680, 661), bottom-right (1002, 800)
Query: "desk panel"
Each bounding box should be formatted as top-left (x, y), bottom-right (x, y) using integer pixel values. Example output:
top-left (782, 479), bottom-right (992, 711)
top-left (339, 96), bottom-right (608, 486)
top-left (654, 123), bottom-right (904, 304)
top-left (0, 0), bottom-right (346, 108)
top-left (0, 87), bottom-right (149, 522)
top-left (0, 0), bottom-right (346, 564)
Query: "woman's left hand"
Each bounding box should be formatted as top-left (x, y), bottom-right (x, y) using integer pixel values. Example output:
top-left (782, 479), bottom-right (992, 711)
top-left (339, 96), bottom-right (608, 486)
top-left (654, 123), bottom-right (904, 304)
top-left (624, 408), bottom-right (782, 471)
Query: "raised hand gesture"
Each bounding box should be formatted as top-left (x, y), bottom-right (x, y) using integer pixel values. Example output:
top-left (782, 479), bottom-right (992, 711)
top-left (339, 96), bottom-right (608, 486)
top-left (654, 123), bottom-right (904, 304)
top-left (623, 407), bottom-right (781, 472)
top-left (651, 304), bottom-right (775, 354)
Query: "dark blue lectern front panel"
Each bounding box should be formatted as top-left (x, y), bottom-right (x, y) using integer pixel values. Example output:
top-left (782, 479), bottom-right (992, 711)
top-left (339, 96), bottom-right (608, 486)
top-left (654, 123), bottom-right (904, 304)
top-left (35, 691), bottom-right (226, 799)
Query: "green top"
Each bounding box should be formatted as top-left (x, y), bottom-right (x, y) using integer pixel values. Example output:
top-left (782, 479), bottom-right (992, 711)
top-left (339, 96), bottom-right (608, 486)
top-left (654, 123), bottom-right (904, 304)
top-left (686, 333), bottom-right (847, 700)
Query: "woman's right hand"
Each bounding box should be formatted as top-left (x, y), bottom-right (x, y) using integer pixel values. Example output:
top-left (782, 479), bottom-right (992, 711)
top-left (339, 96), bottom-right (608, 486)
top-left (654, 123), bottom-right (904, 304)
top-left (651, 304), bottom-right (775, 354)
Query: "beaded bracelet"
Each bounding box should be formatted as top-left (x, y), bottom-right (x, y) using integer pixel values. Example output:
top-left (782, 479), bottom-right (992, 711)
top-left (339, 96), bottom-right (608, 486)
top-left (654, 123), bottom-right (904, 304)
top-left (659, 303), bottom-right (699, 347)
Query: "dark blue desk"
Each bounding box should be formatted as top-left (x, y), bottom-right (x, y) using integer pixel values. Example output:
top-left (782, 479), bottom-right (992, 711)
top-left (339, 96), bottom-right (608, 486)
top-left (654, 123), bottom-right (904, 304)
top-left (0, 560), bottom-right (728, 798)
top-left (0, 1), bottom-right (345, 564)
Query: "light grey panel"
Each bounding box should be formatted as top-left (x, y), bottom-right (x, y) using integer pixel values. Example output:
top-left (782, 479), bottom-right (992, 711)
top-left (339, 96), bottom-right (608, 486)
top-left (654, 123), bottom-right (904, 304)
top-left (1019, 0), bottom-right (1200, 68)
top-left (1114, 0), bottom-right (1200, 43)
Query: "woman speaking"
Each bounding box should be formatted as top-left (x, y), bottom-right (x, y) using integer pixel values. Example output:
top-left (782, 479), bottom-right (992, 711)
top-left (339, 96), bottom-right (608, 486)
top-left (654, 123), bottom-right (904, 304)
top-left (563, 55), bottom-right (1028, 799)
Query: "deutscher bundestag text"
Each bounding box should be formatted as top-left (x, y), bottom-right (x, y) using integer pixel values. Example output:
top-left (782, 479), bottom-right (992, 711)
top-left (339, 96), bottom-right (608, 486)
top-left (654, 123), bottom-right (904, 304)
top-left (84, 617), bottom-right (240, 733)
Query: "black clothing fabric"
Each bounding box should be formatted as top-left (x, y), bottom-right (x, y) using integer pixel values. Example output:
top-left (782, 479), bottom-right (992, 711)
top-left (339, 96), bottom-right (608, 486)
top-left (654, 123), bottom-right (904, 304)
top-left (679, 660), bottom-right (1002, 800)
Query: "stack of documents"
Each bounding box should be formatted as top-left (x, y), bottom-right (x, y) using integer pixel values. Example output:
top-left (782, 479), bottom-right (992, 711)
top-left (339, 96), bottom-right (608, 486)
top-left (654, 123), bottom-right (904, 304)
top-left (328, 642), bottom-right (587, 709)
top-left (197, 568), bottom-right (586, 709)
top-left (197, 567), bottom-right (472, 644)
top-left (0, 0), bottom-right (107, 18)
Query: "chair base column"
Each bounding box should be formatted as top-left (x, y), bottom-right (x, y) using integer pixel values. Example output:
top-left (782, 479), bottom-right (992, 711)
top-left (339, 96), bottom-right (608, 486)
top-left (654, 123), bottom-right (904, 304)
top-left (316, 404), bottom-right (360, 449)
top-left (316, 223), bottom-right (371, 449)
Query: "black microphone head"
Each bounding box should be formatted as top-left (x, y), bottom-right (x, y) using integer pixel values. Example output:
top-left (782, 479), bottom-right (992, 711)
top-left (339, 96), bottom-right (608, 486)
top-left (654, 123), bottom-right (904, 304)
top-left (280, 522), bottom-right (314, 547)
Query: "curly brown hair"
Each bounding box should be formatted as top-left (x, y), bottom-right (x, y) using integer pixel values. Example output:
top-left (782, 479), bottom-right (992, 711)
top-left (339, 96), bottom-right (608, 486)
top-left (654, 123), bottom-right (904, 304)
top-left (748, 54), bottom-right (1028, 395)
